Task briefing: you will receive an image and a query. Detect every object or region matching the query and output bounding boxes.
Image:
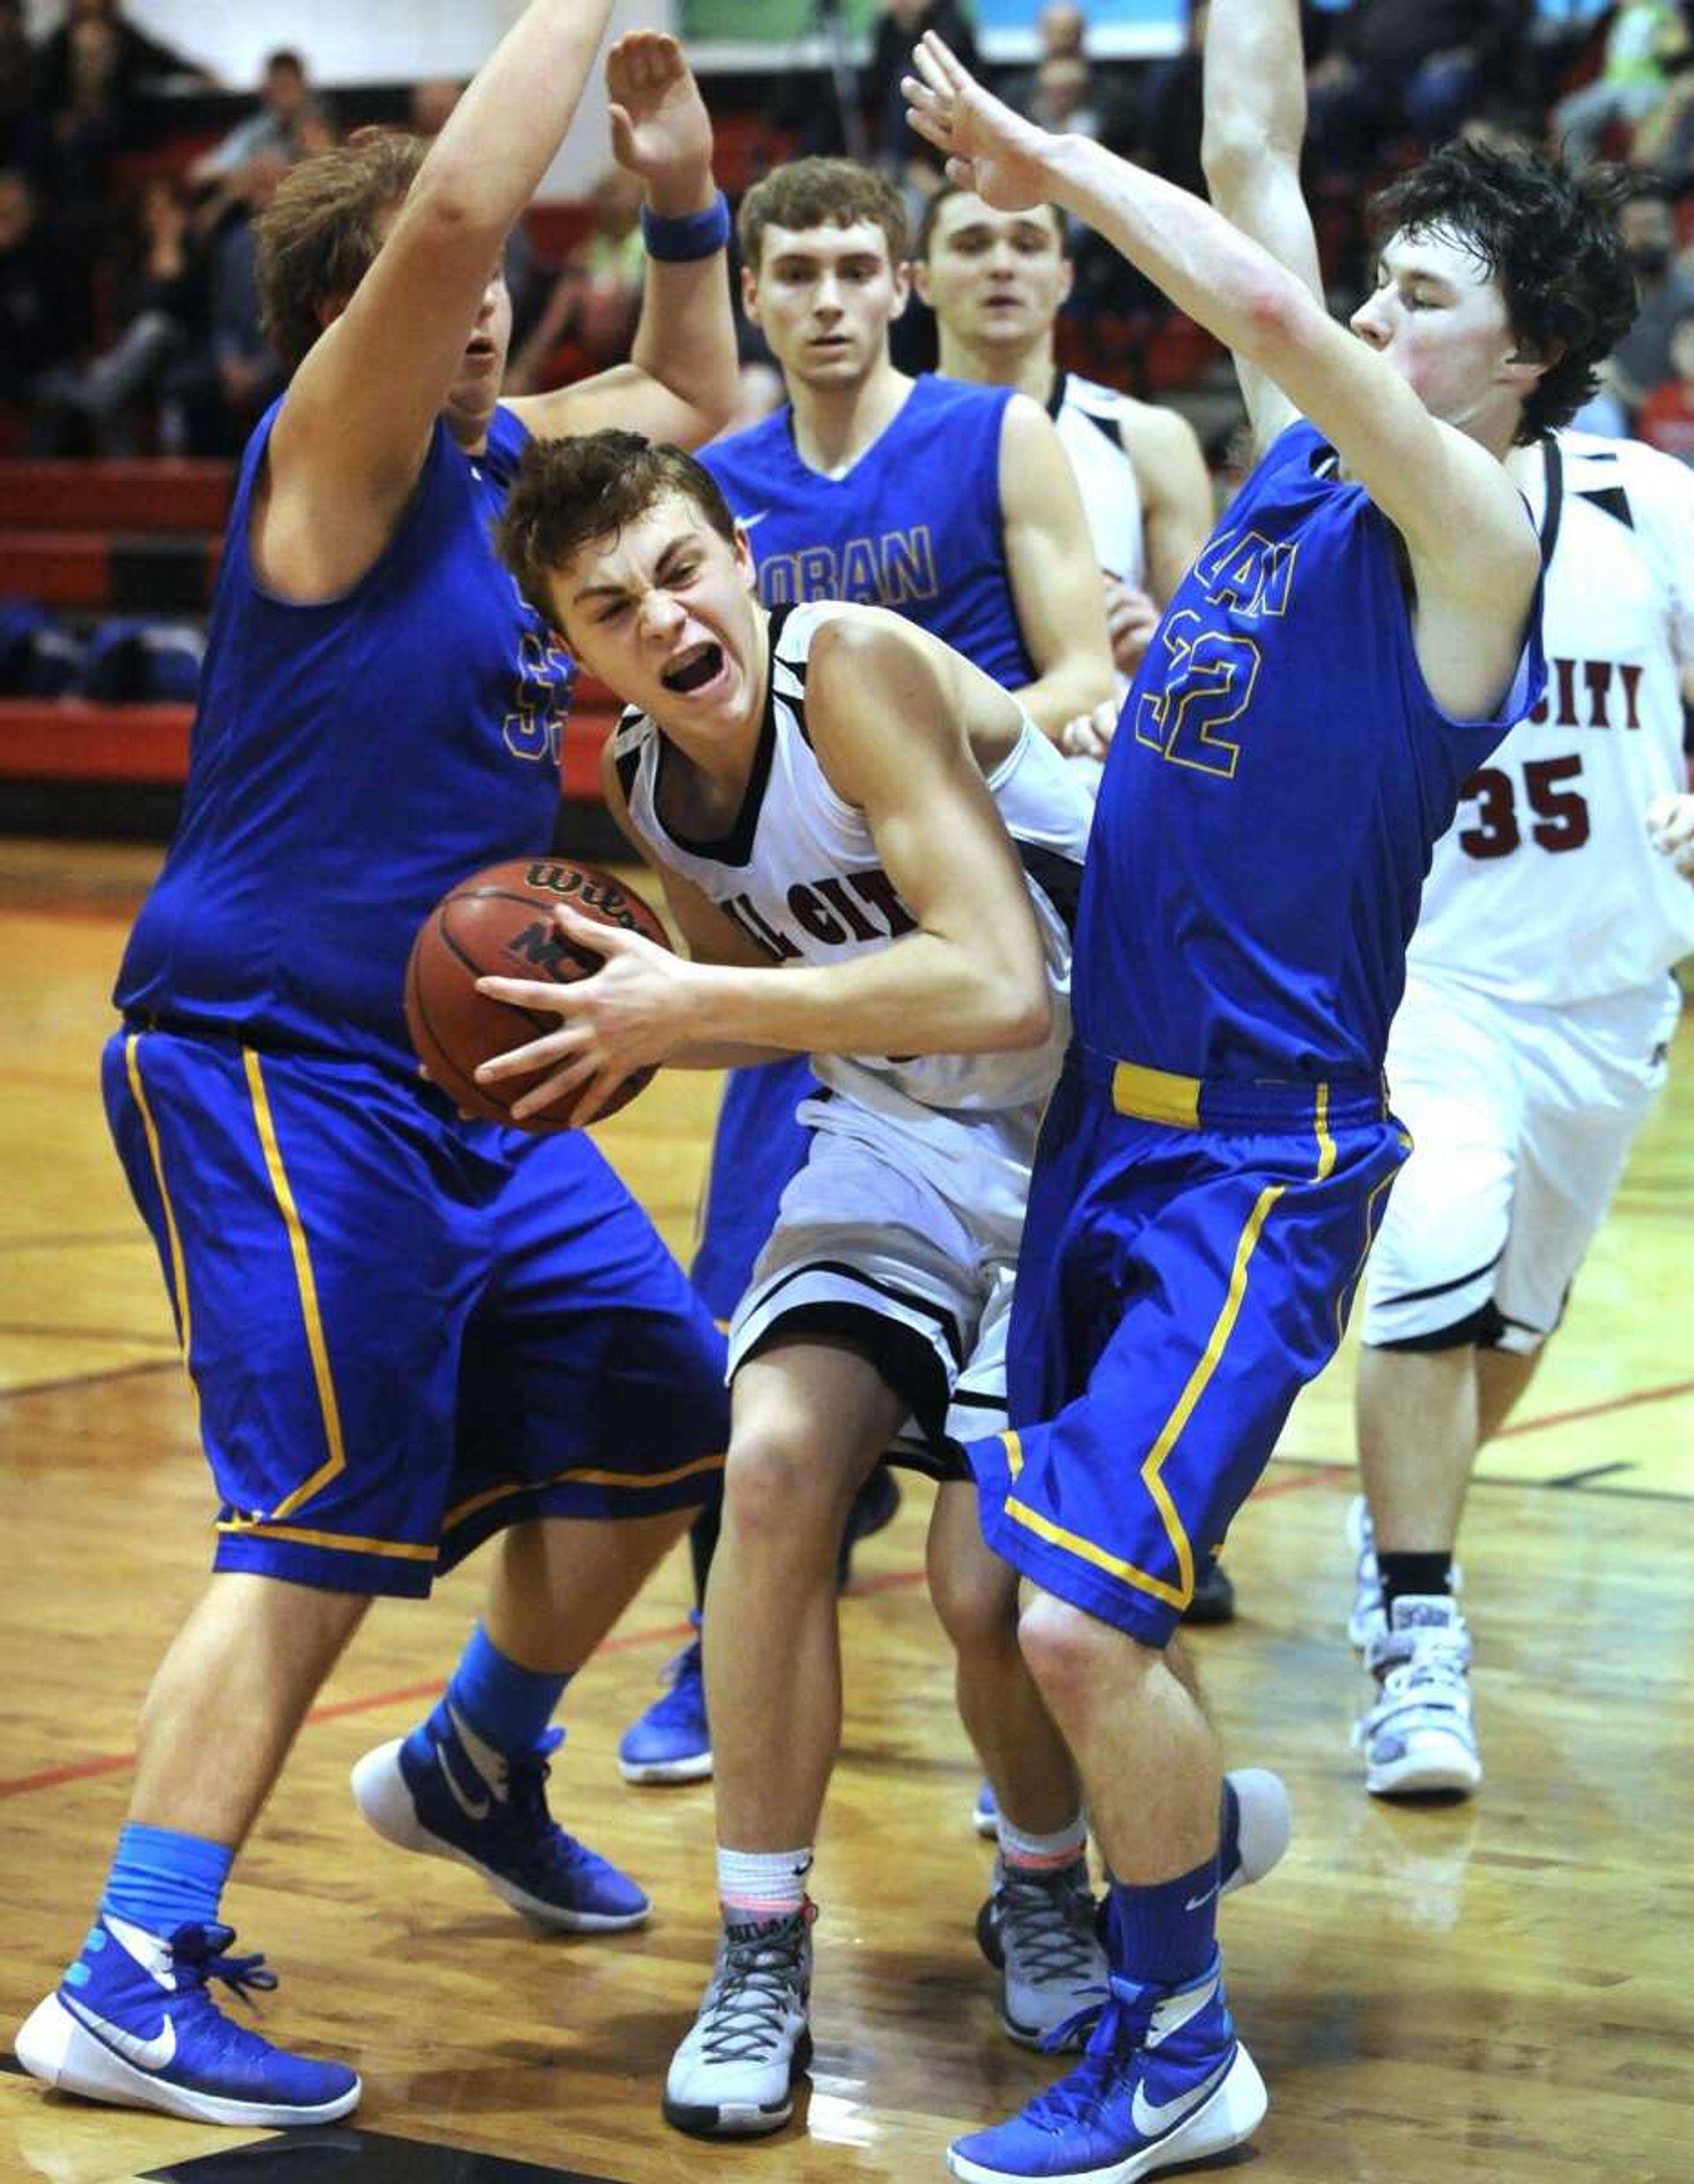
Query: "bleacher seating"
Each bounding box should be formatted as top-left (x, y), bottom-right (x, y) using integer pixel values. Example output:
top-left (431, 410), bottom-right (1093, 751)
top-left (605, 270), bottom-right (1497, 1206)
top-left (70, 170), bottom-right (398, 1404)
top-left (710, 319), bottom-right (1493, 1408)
top-left (0, 455), bottom-right (620, 840)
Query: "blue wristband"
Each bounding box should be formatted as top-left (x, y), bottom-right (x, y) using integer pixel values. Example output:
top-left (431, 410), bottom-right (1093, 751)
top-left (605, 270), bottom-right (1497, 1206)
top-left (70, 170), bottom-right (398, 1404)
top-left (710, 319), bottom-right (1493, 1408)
top-left (641, 191), bottom-right (731, 263)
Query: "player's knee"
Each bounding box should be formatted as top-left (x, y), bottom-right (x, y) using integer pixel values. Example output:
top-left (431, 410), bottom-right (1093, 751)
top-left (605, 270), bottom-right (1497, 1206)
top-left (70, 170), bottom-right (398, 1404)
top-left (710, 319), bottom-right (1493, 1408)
top-left (928, 1538), bottom-right (1018, 1658)
top-left (721, 1430), bottom-right (843, 1557)
top-left (1016, 1591), bottom-right (1158, 1713)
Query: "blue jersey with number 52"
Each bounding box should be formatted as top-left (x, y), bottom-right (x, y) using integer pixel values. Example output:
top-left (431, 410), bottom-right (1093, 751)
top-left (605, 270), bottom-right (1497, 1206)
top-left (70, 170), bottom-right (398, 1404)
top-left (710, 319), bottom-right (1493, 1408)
top-left (115, 401), bottom-right (574, 1072)
top-left (1075, 419), bottom-right (1546, 1083)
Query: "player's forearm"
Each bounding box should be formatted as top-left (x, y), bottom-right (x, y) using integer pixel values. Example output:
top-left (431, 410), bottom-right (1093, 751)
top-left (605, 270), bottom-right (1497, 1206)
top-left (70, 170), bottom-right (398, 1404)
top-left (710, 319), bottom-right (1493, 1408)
top-left (1201, 0), bottom-right (1307, 200)
top-left (690, 935), bottom-right (1052, 1059)
top-left (1016, 657), bottom-right (1115, 742)
top-left (409, 0), bottom-right (618, 239)
top-left (626, 249), bottom-right (740, 442)
top-left (1039, 134), bottom-right (1329, 394)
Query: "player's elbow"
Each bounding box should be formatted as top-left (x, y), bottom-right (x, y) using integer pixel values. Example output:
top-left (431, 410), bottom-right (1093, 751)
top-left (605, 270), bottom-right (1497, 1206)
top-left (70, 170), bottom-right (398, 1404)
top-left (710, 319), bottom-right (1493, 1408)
top-left (1239, 274), bottom-right (1319, 371)
top-left (980, 968), bottom-right (1052, 1053)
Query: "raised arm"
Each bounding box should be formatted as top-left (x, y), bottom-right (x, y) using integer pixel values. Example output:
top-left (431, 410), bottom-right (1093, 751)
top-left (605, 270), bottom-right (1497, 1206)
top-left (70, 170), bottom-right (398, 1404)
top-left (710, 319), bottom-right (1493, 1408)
top-left (266, 0), bottom-right (621, 581)
top-left (1199, 0), bottom-right (1321, 451)
top-left (903, 36), bottom-right (1540, 677)
top-left (506, 34), bottom-right (738, 452)
top-left (998, 395), bottom-right (1117, 740)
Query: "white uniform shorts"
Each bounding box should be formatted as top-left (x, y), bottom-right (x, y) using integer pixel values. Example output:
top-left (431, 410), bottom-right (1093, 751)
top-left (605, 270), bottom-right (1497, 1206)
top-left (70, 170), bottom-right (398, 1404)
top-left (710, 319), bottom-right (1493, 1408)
top-left (1362, 972), bottom-right (1677, 1355)
top-left (727, 1089), bottom-right (1035, 1478)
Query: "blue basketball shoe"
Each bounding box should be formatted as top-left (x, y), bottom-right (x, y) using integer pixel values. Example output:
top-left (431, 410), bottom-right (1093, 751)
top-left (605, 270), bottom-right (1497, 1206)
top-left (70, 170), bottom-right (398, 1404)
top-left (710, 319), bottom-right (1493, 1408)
top-left (352, 1712), bottom-right (648, 1930)
top-left (618, 1613), bottom-right (712, 1785)
top-left (14, 1913), bottom-right (359, 2128)
top-left (946, 1950), bottom-right (1265, 2183)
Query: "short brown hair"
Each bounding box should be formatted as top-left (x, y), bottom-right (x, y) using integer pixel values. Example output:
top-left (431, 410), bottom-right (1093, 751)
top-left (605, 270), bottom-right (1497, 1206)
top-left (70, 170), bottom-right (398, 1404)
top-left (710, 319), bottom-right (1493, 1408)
top-left (496, 432), bottom-right (738, 630)
top-left (738, 156), bottom-right (908, 274)
top-left (256, 127), bottom-right (428, 372)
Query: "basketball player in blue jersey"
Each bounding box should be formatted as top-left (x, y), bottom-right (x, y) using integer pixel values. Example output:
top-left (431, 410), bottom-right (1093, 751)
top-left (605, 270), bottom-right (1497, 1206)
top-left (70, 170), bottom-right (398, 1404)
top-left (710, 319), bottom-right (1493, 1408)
top-left (903, 6), bottom-right (1633, 2176)
top-left (13, 4), bottom-right (738, 2134)
top-left (618, 156), bottom-right (1115, 1786)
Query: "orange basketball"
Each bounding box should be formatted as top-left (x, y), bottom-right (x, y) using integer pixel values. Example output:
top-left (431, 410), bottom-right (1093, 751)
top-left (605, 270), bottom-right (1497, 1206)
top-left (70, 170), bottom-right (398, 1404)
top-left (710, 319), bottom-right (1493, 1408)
top-left (405, 856), bottom-right (671, 1130)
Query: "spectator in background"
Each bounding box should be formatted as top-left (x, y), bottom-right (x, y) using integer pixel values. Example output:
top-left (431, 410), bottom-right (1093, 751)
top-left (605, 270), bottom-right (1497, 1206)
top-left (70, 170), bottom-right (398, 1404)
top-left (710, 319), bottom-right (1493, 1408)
top-left (1553, 0), bottom-right (1688, 164)
top-left (1130, 0), bottom-right (1207, 195)
top-left (37, 172), bottom-right (209, 453)
top-left (189, 49), bottom-right (317, 186)
top-left (505, 164), bottom-right (645, 393)
top-left (407, 77), bottom-right (463, 139)
top-left (34, 0), bottom-right (213, 196)
top-left (1608, 176), bottom-right (1694, 412)
top-left (158, 150), bottom-right (286, 454)
top-left (1305, 0), bottom-right (1526, 171)
top-left (1636, 301), bottom-right (1694, 457)
top-left (0, 166), bottom-right (94, 446)
top-left (0, 0), bottom-right (41, 174)
top-left (864, 0), bottom-right (980, 181)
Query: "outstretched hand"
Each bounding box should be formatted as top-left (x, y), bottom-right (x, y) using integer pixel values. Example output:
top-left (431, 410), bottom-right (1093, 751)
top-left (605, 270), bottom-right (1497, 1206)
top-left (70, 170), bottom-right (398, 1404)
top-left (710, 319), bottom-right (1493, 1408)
top-left (606, 31), bottom-right (713, 204)
top-left (902, 32), bottom-right (1056, 213)
top-left (474, 901), bottom-right (706, 1127)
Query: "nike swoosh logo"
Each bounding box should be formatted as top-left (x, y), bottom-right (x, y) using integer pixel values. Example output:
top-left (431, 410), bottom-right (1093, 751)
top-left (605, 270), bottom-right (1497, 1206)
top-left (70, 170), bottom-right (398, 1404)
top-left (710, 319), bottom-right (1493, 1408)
top-left (1145, 1969), bottom-right (1219, 2051)
top-left (437, 1741), bottom-right (491, 1821)
top-left (64, 1994), bottom-right (177, 2072)
top-left (740, 508), bottom-right (770, 528)
top-left (1130, 2051), bottom-right (1233, 2138)
top-left (1183, 1886), bottom-right (1218, 1912)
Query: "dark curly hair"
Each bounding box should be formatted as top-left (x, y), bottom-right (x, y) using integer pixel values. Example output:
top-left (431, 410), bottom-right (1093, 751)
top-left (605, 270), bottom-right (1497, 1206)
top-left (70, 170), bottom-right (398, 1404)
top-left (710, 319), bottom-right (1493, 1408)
top-left (495, 431), bottom-right (738, 631)
top-left (1368, 140), bottom-right (1636, 444)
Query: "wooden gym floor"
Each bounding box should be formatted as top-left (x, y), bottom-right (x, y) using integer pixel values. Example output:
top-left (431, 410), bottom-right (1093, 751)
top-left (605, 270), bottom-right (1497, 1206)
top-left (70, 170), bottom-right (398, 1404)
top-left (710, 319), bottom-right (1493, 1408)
top-left (1, 837), bottom-right (1690, 2184)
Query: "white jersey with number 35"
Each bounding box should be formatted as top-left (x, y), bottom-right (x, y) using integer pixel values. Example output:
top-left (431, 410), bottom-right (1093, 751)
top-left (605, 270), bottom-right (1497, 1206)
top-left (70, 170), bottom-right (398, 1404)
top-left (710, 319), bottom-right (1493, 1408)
top-left (1409, 431), bottom-right (1694, 1005)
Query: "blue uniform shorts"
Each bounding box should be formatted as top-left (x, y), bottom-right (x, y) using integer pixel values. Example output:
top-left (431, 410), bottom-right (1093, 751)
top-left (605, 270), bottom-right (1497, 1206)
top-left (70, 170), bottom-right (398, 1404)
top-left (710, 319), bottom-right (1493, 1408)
top-left (106, 1024), bottom-right (730, 1598)
top-left (690, 1054), bottom-right (818, 1321)
top-left (971, 1045), bottom-right (1408, 1648)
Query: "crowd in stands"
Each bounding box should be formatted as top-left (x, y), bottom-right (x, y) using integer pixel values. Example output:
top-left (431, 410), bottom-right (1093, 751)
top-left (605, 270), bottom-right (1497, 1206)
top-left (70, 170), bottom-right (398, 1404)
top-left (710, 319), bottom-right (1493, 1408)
top-left (7, 0), bottom-right (1694, 704)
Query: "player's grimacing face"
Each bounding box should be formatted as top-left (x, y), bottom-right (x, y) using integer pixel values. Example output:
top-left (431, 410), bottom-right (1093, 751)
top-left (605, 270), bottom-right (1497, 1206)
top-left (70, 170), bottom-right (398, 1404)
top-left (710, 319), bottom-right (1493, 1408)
top-left (743, 219), bottom-right (910, 388)
top-left (1348, 227), bottom-right (1522, 432)
top-left (551, 494), bottom-right (761, 731)
top-left (918, 194), bottom-right (1070, 349)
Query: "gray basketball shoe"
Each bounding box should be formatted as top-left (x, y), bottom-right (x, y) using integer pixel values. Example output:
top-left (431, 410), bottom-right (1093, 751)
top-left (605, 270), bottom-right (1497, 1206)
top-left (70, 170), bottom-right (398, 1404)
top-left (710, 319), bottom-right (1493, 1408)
top-left (663, 1906), bottom-right (813, 2137)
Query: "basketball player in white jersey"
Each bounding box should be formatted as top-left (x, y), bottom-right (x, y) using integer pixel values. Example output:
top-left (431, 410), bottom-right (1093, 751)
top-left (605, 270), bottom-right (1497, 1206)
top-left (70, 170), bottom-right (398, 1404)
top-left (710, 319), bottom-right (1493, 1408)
top-left (1349, 425), bottom-right (1694, 1798)
top-left (480, 430), bottom-right (1289, 2139)
top-left (911, 180), bottom-right (1214, 719)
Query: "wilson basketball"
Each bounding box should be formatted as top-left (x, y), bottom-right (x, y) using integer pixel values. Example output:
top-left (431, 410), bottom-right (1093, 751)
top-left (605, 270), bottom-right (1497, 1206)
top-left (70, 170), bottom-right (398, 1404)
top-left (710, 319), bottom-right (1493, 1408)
top-left (405, 856), bottom-right (671, 1130)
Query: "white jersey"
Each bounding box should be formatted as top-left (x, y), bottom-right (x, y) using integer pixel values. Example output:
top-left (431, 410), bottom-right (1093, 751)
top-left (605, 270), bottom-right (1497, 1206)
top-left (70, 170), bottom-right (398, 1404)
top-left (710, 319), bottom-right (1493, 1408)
top-left (1050, 369), bottom-right (1146, 594)
top-left (614, 599), bottom-right (1095, 1117)
top-left (1409, 430), bottom-right (1694, 1006)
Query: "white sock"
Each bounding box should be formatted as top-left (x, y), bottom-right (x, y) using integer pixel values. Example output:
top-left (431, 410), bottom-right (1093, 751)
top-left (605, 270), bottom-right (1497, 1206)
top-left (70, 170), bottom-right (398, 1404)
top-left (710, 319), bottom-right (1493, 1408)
top-left (716, 1844), bottom-right (813, 1921)
top-left (998, 1811), bottom-right (1088, 1873)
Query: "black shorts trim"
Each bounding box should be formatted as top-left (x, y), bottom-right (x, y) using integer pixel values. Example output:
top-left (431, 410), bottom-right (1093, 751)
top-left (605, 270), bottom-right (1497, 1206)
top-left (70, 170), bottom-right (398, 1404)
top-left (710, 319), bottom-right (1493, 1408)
top-left (1379, 1249), bottom-right (1504, 1312)
top-left (1371, 1299), bottom-right (1507, 1353)
top-left (738, 1300), bottom-right (952, 1448)
top-left (751, 1257), bottom-right (968, 1369)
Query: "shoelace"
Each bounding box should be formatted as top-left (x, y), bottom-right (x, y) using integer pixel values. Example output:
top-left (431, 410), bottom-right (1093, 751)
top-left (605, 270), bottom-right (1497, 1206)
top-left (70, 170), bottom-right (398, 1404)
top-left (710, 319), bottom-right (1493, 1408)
top-left (499, 1730), bottom-right (600, 1874)
top-left (699, 1920), bottom-right (808, 2063)
top-left (648, 1639), bottom-right (705, 1713)
top-left (1034, 1970), bottom-right (1151, 2098)
top-left (998, 1867), bottom-right (1106, 1993)
top-left (1358, 1632), bottom-right (1473, 1746)
top-left (170, 1924), bottom-right (281, 2011)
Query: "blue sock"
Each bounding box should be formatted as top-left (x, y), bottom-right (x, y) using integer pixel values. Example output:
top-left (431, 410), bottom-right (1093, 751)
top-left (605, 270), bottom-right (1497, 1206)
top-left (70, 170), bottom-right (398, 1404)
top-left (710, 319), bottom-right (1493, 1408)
top-left (1218, 1776), bottom-right (1241, 1888)
top-left (410, 1622), bottom-right (571, 1764)
top-left (96, 1822), bottom-right (234, 1940)
top-left (1105, 1853), bottom-right (1219, 1990)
